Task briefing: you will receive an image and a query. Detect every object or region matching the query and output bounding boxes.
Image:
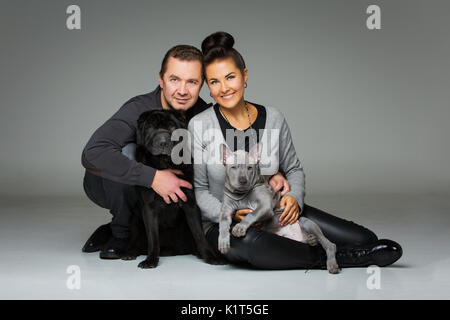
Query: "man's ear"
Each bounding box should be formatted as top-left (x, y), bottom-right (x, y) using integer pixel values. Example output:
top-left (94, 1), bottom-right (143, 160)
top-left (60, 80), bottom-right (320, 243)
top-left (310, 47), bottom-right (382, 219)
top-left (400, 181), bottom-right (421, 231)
top-left (220, 143), bottom-right (232, 166)
top-left (249, 142), bottom-right (262, 164)
top-left (158, 72), bottom-right (164, 88)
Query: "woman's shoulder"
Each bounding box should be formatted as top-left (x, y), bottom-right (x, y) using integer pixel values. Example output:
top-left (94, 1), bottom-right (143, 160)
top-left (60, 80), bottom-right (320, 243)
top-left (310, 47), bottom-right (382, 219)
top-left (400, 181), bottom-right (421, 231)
top-left (188, 105), bottom-right (217, 128)
top-left (252, 103), bottom-right (286, 127)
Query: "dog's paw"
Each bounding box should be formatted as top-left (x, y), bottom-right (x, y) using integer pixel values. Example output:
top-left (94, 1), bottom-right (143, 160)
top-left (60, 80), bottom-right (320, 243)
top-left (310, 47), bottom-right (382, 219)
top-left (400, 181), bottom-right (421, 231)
top-left (306, 234), bottom-right (318, 246)
top-left (218, 233), bottom-right (230, 254)
top-left (138, 257), bottom-right (159, 269)
top-left (327, 258), bottom-right (340, 274)
top-left (231, 223), bottom-right (247, 237)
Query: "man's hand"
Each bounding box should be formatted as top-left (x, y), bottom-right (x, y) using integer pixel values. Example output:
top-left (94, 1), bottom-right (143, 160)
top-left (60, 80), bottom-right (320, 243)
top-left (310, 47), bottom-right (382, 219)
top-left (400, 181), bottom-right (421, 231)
top-left (279, 195), bottom-right (299, 226)
top-left (151, 169), bottom-right (193, 204)
top-left (269, 172), bottom-right (290, 196)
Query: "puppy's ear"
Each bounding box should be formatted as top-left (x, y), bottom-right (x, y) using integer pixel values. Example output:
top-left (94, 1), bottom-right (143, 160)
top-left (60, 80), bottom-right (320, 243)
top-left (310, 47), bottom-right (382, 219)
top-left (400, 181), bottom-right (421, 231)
top-left (249, 142), bottom-right (263, 164)
top-left (220, 143), bottom-right (232, 166)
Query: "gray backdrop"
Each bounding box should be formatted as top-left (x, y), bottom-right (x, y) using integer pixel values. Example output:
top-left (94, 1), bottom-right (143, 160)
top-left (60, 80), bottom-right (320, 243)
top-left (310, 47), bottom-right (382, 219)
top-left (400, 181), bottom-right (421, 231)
top-left (1, 0), bottom-right (449, 197)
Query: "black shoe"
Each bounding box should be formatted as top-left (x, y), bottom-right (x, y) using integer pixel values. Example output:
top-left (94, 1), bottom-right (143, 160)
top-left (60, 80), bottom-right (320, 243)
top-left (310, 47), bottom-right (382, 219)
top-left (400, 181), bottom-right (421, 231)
top-left (82, 223), bottom-right (112, 253)
top-left (99, 236), bottom-right (129, 260)
top-left (335, 239), bottom-right (403, 268)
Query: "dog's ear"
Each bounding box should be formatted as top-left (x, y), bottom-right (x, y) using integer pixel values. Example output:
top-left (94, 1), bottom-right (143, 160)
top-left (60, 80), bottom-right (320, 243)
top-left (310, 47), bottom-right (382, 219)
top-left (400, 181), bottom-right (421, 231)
top-left (220, 143), bottom-right (232, 166)
top-left (136, 112), bottom-right (151, 145)
top-left (170, 110), bottom-right (187, 129)
top-left (249, 142), bottom-right (263, 164)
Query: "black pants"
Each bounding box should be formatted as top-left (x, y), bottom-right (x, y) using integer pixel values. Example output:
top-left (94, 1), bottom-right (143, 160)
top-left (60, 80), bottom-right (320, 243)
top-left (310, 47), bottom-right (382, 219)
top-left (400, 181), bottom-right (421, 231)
top-left (83, 170), bottom-right (138, 239)
top-left (205, 204), bottom-right (379, 270)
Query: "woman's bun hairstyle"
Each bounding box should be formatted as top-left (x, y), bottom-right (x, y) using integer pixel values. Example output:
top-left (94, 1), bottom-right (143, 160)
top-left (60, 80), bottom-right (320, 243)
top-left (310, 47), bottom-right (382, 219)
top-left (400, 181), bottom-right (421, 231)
top-left (201, 31), bottom-right (246, 75)
top-left (201, 31), bottom-right (235, 55)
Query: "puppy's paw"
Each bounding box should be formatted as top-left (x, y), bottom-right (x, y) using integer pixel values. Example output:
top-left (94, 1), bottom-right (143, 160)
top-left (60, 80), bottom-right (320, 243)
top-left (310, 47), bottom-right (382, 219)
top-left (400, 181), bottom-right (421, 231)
top-left (327, 258), bottom-right (340, 274)
top-left (138, 257), bottom-right (159, 269)
top-left (306, 234), bottom-right (318, 246)
top-left (231, 223), bottom-right (247, 237)
top-left (218, 233), bottom-right (230, 254)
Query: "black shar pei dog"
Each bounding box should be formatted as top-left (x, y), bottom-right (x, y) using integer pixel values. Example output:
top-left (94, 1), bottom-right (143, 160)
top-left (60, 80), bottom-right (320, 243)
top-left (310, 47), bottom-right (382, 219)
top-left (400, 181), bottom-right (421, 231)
top-left (121, 109), bottom-right (227, 268)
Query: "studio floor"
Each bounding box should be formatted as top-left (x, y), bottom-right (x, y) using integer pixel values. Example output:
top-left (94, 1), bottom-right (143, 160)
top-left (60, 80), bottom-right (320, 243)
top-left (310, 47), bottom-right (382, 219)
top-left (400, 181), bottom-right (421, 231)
top-left (0, 193), bottom-right (449, 300)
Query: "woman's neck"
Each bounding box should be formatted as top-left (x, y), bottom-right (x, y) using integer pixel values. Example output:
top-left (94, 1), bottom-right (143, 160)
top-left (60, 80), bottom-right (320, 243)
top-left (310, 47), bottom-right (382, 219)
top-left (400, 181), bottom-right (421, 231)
top-left (219, 99), bottom-right (256, 130)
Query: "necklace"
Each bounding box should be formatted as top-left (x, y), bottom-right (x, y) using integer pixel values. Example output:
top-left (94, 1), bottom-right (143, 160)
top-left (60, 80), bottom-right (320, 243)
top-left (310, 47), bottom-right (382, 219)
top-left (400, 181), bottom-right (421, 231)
top-left (219, 101), bottom-right (252, 130)
top-left (219, 101), bottom-right (258, 151)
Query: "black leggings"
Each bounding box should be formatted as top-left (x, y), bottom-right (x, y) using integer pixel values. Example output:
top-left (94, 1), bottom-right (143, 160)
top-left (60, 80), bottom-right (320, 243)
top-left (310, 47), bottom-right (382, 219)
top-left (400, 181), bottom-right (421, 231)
top-left (205, 204), bottom-right (378, 270)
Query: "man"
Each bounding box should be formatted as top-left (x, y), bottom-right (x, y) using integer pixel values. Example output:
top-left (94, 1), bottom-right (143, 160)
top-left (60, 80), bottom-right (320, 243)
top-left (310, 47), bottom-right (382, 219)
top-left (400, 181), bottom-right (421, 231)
top-left (81, 45), bottom-right (210, 259)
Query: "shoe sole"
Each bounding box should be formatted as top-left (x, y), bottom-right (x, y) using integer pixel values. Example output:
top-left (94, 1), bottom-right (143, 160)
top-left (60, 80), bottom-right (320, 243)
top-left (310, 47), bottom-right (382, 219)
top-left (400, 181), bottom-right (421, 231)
top-left (99, 252), bottom-right (121, 260)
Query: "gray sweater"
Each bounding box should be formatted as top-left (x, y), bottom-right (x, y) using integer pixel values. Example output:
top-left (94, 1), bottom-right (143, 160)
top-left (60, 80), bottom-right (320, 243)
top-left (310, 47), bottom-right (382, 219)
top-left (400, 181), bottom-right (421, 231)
top-left (188, 105), bottom-right (305, 235)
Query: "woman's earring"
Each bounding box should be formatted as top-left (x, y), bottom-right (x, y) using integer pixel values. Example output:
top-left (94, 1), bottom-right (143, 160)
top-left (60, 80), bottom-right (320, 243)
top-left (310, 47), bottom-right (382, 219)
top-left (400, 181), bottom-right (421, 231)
top-left (244, 83), bottom-right (248, 88)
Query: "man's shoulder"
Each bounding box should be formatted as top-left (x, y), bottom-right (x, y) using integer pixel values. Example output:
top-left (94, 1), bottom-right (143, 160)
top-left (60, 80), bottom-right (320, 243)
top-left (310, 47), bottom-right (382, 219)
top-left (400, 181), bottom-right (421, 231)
top-left (121, 90), bottom-right (158, 110)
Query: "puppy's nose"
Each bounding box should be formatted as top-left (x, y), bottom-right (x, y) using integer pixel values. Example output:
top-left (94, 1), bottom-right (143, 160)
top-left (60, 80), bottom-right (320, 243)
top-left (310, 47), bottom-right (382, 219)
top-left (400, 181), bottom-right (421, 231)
top-left (238, 177), bottom-right (248, 185)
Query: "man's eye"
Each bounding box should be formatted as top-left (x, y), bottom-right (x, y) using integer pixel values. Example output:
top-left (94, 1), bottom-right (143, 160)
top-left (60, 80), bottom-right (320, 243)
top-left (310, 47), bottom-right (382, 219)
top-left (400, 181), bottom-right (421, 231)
top-left (170, 78), bottom-right (177, 82)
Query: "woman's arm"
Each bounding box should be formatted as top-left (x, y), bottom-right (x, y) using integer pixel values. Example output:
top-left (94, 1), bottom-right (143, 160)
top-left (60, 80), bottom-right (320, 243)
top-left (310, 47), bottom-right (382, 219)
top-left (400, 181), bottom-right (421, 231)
top-left (277, 116), bottom-right (306, 213)
top-left (188, 121), bottom-right (222, 224)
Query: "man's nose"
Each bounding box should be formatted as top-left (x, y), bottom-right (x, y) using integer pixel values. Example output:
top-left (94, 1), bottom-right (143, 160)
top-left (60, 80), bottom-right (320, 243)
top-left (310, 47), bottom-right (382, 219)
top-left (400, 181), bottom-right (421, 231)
top-left (178, 82), bottom-right (188, 95)
top-left (238, 176), bottom-right (248, 185)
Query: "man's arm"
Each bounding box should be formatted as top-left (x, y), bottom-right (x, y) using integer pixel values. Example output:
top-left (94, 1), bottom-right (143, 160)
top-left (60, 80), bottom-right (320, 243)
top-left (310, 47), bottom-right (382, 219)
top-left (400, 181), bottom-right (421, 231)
top-left (82, 97), bottom-right (156, 187)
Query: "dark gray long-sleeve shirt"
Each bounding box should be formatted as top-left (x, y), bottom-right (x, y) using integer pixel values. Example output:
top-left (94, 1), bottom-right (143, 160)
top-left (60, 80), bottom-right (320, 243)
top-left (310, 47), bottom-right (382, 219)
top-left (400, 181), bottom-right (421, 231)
top-left (81, 86), bottom-right (210, 187)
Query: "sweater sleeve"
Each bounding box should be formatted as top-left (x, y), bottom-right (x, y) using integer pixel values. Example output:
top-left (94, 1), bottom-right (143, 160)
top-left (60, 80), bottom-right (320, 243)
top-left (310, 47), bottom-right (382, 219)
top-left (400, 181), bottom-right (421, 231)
top-left (278, 116), bottom-right (306, 213)
top-left (188, 120), bottom-right (222, 224)
top-left (82, 100), bottom-right (156, 187)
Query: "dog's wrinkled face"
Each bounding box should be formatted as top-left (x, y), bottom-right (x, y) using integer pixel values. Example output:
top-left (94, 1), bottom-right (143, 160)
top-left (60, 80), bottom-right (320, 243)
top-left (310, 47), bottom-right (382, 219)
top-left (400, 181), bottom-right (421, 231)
top-left (137, 110), bottom-right (186, 156)
top-left (220, 142), bottom-right (262, 192)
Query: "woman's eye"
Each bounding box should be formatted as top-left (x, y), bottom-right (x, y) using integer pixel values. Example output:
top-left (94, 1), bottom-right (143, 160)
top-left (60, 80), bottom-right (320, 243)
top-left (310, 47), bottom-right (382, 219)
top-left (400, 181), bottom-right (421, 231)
top-left (227, 76), bottom-right (235, 80)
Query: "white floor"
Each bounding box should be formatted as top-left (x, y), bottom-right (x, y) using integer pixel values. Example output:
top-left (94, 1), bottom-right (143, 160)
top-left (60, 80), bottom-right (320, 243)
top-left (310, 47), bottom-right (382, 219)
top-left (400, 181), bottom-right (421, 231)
top-left (0, 193), bottom-right (449, 300)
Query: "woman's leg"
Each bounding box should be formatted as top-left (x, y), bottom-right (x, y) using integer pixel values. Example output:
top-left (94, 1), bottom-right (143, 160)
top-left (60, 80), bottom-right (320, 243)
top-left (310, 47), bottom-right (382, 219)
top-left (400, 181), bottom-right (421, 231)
top-left (206, 224), bottom-right (327, 270)
top-left (301, 204), bottom-right (378, 246)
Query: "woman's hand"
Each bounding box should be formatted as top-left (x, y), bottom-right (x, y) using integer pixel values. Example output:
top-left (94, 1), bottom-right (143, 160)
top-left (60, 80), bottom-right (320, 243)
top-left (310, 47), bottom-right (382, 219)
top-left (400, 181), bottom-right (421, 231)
top-left (233, 208), bottom-right (253, 222)
top-left (279, 195), bottom-right (299, 226)
top-left (269, 172), bottom-right (290, 196)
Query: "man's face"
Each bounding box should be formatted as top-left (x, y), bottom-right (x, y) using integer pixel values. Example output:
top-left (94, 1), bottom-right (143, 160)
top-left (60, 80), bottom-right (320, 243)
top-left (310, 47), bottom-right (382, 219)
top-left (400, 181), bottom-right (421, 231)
top-left (159, 57), bottom-right (203, 111)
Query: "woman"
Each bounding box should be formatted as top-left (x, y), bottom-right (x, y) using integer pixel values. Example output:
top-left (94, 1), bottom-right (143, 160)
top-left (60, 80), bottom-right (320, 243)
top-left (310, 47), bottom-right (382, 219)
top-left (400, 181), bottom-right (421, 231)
top-left (188, 31), bottom-right (402, 270)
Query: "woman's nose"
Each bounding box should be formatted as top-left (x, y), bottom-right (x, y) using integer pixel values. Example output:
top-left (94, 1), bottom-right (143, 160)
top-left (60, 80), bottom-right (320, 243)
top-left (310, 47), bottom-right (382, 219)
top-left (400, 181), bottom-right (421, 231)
top-left (220, 82), bottom-right (230, 94)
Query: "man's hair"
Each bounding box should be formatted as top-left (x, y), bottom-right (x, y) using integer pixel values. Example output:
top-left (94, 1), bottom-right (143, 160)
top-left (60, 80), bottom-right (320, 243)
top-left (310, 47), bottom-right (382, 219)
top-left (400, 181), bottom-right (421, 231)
top-left (159, 45), bottom-right (204, 79)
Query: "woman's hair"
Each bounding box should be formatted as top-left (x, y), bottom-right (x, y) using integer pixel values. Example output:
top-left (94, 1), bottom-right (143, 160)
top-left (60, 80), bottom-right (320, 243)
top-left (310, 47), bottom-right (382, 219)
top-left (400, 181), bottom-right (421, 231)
top-left (201, 31), bottom-right (246, 76)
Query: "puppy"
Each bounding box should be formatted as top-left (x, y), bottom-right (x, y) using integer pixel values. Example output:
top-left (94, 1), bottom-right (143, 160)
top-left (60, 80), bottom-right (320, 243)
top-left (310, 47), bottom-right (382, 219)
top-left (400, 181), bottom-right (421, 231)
top-left (218, 142), bottom-right (339, 274)
top-left (122, 109), bottom-right (226, 268)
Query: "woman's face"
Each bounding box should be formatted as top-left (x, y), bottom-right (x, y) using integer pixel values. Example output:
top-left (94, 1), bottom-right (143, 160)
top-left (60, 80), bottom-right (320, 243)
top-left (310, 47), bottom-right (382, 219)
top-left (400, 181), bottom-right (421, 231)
top-left (205, 57), bottom-right (248, 109)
